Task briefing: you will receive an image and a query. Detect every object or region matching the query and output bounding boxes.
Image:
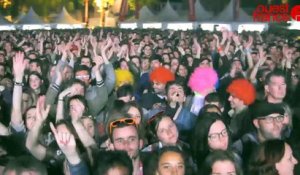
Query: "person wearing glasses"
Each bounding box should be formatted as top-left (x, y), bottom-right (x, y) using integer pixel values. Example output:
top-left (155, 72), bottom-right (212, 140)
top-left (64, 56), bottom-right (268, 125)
top-left (191, 113), bottom-right (232, 171)
top-left (107, 116), bottom-right (146, 175)
top-left (232, 101), bottom-right (286, 170)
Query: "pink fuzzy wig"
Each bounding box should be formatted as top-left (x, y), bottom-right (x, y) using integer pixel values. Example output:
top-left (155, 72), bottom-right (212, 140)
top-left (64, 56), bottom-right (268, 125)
top-left (188, 67), bottom-right (218, 94)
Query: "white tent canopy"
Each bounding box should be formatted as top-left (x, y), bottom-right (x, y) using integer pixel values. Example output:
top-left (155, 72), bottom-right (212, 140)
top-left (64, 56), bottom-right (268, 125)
top-left (195, 0), bottom-right (213, 21)
top-left (16, 7), bottom-right (44, 24)
top-left (138, 6), bottom-right (156, 22)
top-left (53, 7), bottom-right (82, 24)
top-left (237, 9), bottom-right (252, 22)
top-left (212, 0), bottom-right (234, 22)
top-left (155, 1), bottom-right (182, 22)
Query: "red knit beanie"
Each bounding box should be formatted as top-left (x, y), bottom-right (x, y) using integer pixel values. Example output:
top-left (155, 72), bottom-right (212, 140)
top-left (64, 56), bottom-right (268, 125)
top-left (150, 67), bottom-right (175, 84)
top-left (226, 79), bottom-right (256, 105)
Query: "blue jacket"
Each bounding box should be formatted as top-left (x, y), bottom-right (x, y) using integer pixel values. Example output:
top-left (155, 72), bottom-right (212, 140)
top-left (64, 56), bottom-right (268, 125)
top-left (174, 107), bottom-right (197, 131)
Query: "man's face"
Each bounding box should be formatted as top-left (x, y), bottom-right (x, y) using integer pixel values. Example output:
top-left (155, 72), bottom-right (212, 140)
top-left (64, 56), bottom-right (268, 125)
top-left (158, 40), bottom-right (164, 48)
top-left (232, 61), bottom-right (242, 72)
top-left (228, 95), bottom-right (244, 110)
top-left (167, 84), bottom-right (185, 103)
top-left (112, 125), bottom-right (141, 159)
top-left (29, 63), bottom-right (41, 74)
top-left (265, 59), bottom-right (276, 71)
top-left (75, 70), bottom-right (90, 86)
top-left (150, 60), bottom-right (161, 70)
top-left (153, 81), bottom-right (166, 95)
top-left (141, 59), bottom-right (150, 71)
top-left (265, 76), bottom-right (286, 102)
top-left (254, 113), bottom-right (284, 141)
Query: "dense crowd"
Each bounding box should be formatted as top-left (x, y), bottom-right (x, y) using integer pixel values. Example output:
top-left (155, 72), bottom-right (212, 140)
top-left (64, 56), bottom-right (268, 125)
top-left (0, 27), bottom-right (300, 175)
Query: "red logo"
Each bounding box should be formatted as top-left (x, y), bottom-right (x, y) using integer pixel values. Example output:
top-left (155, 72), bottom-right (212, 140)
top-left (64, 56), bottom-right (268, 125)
top-left (252, 4), bottom-right (300, 22)
top-left (291, 5), bottom-right (300, 21)
top-left (253, 4), bottom-right (290, 22)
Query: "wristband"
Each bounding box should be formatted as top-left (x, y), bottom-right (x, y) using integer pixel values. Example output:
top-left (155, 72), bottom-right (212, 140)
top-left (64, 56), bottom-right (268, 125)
top-left (14, 81), bottom-right (24, 86)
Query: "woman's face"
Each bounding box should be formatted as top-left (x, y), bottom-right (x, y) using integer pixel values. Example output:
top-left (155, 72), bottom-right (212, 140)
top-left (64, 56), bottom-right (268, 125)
top-left (69, 99), bottom-right (85, 121)
top-left (29, 74), bottom-right (42, 90)
top-left (157, 151), bottom-right (185, 175)
top-left (127, 106), bottom-right (141, 125)
top-left (163, 54), bottom-right (170, 63)
top-left (131, 58), bottom-right (140, 68)
top-left (275, 143), bottom-right (298, 175)
top-left (291, 72), bottom-right (299, 87)
top-left (120, 61), bottom-right (129, 70)
top-left (178, 65), bottom-right (188, 77)
top-left (199, 60), bottom-right (211, 68)
top-left (22, 92), bottom-right (33, 114)
top-left (211, 160), bottom-right (236, 175)
top-left (207, 120), bottom-right (229, 151)
top-left (187, 56), bottom-right (193, 66)
top-left (81, 117), bottom-right (95, 138)
top-left (144, 46), bottom-right (152, 56)
top-left (156, 117), bottom-right (178, 145)
top-left (25, 108), bottom-right (37, 130)
top-left (170, 59), bottom-right (179, 73)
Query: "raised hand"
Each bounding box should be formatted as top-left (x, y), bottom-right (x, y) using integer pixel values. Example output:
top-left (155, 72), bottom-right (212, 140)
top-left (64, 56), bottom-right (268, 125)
top-left (35, 96), bottom-right (50, 123)
top-left (232, 33), bottom-right (241, 46)
top-left (245, 35), bottom-right (253, 49)
top-left (92, 55), bottom-right (104, 73)
top-left (58, 87), bottom-right (72, 100)
top-left (13, 52), bottom-right (28, 80)
top-left (50, 122), bottom-right (78, 160)
top-left (90, 36), bottom-right (98, 49)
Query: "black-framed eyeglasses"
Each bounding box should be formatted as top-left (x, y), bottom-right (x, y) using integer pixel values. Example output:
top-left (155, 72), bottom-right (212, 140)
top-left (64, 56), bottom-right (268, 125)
top-left (208, 129), bottom-right (228, 141)
top-left (257, 114), bottom-right (284, 124)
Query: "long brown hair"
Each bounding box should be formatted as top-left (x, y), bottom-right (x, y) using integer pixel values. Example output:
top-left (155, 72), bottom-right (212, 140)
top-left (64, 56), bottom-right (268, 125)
top-left (248, 139), bottom-right (285, 175)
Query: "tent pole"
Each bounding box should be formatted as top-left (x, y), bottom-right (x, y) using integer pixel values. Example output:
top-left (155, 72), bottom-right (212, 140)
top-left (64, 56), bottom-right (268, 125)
top-left (188, 0), bottom-right (196, 21)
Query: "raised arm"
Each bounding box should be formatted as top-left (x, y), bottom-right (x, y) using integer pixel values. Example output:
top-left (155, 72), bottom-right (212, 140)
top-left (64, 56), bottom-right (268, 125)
top-left (56, 87), bottom-right (72, 122)
top-left (193, 37), bottom-right (201, 59)
top-left (26, 96), bottom-right (50, 161)
top-left (11, 52), bottom-right (27, 128)
top-left (245, 35), bottom-right (254, 69)
top-left (87, 55), bottom-right (108, 116)
top-left (50, 122), bottom-right (89, 175)
top-left (101, 45), bottom-right (116, 94)
top-left (72, 119), bottom-right (96, 148)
